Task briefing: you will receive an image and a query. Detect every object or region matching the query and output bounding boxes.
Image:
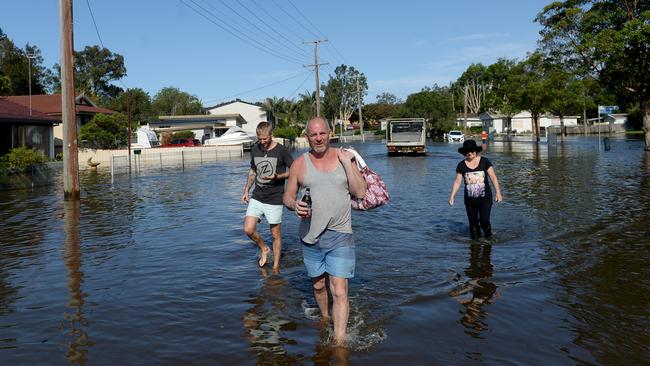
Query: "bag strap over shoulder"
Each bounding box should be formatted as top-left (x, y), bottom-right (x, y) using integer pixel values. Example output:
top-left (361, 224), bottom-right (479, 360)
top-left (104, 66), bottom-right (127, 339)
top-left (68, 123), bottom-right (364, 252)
top-left (344, 148), bottom-right (367, 169)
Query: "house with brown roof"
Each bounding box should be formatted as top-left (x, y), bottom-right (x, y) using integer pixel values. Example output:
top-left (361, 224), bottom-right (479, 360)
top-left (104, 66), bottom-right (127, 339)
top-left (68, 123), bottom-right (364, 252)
top-left (0, 97), bottom-right (59, 158)
top-left (6, 94), bottom-right (115, 153)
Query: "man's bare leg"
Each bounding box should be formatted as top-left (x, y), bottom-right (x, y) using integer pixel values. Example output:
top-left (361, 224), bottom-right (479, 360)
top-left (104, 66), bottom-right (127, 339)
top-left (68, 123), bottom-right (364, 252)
top-left (243, 216), bottom-right (269, 266)
top-left (312, 275), bottom-right (330, 321)
top-left (329, 276), bottom-right (349, 345)
top-left (270, 224), bottom-right (282, 271)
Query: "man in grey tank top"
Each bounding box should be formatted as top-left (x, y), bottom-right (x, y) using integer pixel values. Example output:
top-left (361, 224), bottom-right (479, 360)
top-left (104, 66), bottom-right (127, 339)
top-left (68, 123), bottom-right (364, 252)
top-left (283, 117), bottom-right (367, 345)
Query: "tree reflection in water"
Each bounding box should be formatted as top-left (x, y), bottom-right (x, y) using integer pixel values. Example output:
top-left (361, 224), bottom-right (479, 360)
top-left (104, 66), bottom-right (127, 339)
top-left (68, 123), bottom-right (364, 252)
top-left (242, 267), bottom-right (300, 365)
top-left (449, 244), bottom-right (498, 338)
top-left (61, 199), bottom-right (92, 365)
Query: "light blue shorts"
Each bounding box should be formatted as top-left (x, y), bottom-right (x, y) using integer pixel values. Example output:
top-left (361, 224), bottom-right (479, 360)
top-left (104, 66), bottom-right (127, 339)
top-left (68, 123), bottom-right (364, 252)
top-left (302, 230), bottom-right (355, 279)
top-left (245, 198), bottom-right (284, 224)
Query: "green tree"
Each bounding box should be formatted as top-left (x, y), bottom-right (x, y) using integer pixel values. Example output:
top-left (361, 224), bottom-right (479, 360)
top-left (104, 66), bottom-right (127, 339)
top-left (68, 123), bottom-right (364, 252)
top-left (376, 92), bottom-right (400, 105)
top-left (511, 53), bottom-right (549, 141)
top-left (298, 90), bottom-right (316, 121)
top-left (395, 85), bottom-right (455, 135)
top-left (106, 88), bottom-right (155, 125)
top-left (56, 45), bottom-right (127, 100)
top-left (75, 45), bottom-right (125, 99)
top-left (321, 64), bottom-right (368, 130)
top-left (79, 112), bottom-right (129, 149)
top-left (544, 63), bottom-right (591, 135)
top-left (151, 87), bottom-right (204, 116)
top-left (260, 96), bottom-right (286, 125)
top-left (0, 29), bottom-right (55, 95)
top-left (537, 0), bottom-right (650, 149)
top-left (363, 103), bottom-right (399, 123)
top-left (456, 63), bottom-right (491, 114)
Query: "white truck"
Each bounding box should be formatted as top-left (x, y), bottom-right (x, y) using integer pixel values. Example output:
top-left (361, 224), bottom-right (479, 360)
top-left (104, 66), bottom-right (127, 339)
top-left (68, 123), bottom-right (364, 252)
top-left (386, 118), bottom-right (426, 155)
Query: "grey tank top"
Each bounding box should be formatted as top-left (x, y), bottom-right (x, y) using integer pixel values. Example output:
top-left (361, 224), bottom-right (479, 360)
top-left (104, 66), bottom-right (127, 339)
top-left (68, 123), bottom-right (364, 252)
top-left (299, 152), bottom-right (352, 244)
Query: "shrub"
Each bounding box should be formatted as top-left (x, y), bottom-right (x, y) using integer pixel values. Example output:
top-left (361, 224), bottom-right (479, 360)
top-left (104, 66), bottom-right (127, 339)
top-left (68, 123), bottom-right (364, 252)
top-left (2, 146), bottom-right (45, 172)
top-left (274, 125), bottom-right (301, 140)
top-left (79, 112), bottom-right (129, 149)
top-left (172, 130), bottom-right (195, 139)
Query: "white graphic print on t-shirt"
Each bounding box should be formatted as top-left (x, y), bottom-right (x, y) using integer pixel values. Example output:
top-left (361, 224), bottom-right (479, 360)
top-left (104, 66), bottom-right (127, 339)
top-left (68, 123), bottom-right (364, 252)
top-left (254, 156), bottom-right (278, 185)
top-left (464, 171), bottom-right (486, 198)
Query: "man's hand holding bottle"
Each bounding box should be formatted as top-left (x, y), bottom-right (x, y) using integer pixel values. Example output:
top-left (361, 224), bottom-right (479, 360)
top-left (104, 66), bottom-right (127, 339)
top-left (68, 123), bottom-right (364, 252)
top-left (295, 188), bottom-right (312, 218)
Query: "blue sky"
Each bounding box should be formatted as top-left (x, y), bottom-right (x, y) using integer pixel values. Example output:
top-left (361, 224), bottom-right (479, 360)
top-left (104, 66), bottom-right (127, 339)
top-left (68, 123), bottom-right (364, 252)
top-left (1, 0), bottom-right (550, 107)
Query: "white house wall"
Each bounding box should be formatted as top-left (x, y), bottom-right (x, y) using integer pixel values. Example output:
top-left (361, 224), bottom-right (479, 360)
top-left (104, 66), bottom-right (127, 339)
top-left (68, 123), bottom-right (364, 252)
top-left (208, 102), bottom-right (266, 136)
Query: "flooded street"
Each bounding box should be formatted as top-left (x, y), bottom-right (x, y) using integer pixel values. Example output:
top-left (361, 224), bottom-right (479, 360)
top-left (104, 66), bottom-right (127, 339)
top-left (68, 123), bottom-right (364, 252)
top-left (1, 136), bottom-right (649, 365)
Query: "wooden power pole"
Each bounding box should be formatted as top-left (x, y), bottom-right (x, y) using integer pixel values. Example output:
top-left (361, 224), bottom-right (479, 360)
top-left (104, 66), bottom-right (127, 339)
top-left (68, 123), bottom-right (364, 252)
top-left (127, 90), bottom-right (132, 174)
top-left (356, 79), bottom-right (364, 142)
top-left (304, 39), bottom-right (328, 118)
top-left (61, 0), bottom-right (79, 199)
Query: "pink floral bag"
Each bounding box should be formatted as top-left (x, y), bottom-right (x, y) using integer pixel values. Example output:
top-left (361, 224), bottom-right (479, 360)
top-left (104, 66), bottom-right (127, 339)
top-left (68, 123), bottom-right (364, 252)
top-left (347, 149), bottom-right (389, 211)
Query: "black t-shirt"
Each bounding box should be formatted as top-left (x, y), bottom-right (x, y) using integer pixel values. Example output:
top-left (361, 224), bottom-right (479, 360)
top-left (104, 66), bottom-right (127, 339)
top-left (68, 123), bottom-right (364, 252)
top-left (456, 157), bottom-right (493, 201)
top-left (250, 142), bottom-right (294, 205)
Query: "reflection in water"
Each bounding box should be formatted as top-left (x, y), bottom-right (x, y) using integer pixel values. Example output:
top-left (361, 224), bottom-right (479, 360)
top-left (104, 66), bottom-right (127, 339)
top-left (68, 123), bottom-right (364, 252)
top-left (61, 199), bottom-right (92, 365)
top-left (449, 244), bottom-right (497, 338)
top-left (242, 267), bottom-right (299, 365)
top-left (312, 342), bottom-right (351, 366)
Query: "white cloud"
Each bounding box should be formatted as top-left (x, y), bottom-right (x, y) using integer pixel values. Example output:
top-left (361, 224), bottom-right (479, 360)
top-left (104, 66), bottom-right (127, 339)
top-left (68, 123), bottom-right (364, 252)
top-left (446, 32), bottom-right (511, 42)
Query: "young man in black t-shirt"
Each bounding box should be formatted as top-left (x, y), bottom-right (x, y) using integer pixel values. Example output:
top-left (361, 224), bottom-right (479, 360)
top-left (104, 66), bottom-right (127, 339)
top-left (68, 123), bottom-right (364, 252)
top-left (241, 122), bottom-right (293, 271)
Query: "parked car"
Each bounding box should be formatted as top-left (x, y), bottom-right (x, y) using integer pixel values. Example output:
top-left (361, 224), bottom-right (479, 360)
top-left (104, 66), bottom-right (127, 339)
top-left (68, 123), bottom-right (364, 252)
top-left (447, 130), bottom-right (465, 143)
top-left (162, 138), bottom-right (201, 147)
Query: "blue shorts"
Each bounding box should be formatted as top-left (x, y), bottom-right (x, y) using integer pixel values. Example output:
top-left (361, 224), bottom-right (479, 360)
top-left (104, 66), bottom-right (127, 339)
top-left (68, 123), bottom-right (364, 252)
top-left (302, 230), bottom-right (355, 279)
top-left (245, 198), bottom-right (284, 224)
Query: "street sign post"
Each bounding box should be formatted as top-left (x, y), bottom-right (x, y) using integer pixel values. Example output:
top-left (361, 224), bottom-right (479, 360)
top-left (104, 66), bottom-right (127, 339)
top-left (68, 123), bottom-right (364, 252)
top-left (597, 106), bottom-right (619, 151)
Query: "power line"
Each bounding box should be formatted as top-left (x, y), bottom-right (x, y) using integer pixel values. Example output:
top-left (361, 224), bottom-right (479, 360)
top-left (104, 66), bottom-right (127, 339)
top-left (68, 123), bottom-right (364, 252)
top-left (84, 0), bottom-right (129, 90)
top-left (85, 0), bottom-right (105, 49)
top-left (286, 0), bottom-right (326, 38)
top-left (207, 0), bottom-right (308, 61)
top-left (270, 0), bottom-right (319, 39)
top-left (250, 0), bottom-right (305, 42)
top-left (204, 71), bottom-right (309, 105)
top-left (286, 70), bottom-right (313, 100)
top-left (234, 0), bottom-right (310, 58)
top-left (179, 0), bottom-right (304, 65)
top-left (282, 0), bottom-right (348, 65)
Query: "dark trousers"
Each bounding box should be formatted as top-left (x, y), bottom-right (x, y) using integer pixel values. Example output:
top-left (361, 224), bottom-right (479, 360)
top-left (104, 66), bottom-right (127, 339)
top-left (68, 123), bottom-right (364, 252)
top-left (464, 198), bottom-right (492, 238)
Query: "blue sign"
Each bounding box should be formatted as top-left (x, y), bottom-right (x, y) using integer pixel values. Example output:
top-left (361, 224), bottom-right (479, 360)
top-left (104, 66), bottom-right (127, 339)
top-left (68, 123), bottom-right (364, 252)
top-left (598, 105), bottom-right (618, 114)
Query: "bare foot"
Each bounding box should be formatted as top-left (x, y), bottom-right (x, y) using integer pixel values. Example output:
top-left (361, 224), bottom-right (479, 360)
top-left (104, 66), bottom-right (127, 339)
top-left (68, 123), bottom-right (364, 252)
top-left (258, 246), bottom-right (270, 267)
top-left (332, 335), bottom-right (348, 347)
top-left (318, 316), bottom-right (331, 327)
top-left (272, 265), bottom-right (280, 274)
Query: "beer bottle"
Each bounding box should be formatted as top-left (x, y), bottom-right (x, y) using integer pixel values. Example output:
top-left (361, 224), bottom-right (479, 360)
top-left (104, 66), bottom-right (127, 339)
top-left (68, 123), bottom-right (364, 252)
top-left (301, 188), bottom-right (312, 208)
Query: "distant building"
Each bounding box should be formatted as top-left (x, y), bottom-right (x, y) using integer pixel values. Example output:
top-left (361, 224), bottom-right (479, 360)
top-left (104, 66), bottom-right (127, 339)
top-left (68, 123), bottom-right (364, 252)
top-left (480, 111), bottom-right (579, 134)
top-left (7, 94), bottom-right (115, 154)
top-left (0, 97), bottom-right (59, 158)
top-left (150, 114), bottom-right (247, 142)
top-left (206, 99), bottom-right (271, 136)
top-left (604, 113), bottom-right (627, 125)
top-left (456, 113), bottom-right (483, 128)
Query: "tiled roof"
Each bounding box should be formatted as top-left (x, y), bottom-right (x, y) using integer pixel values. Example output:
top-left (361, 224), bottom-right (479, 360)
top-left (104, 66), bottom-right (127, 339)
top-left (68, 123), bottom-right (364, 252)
top-left (6, 94), bottom-right (115, 115)
top-left (0, 97), bottom-right (59, 124)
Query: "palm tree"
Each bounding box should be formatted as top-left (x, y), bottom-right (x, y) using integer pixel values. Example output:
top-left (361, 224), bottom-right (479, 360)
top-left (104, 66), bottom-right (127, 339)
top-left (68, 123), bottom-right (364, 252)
top-left (261, 96), bottom-right (285, 127)
top-left (299, 90), bottom-right (316, 116)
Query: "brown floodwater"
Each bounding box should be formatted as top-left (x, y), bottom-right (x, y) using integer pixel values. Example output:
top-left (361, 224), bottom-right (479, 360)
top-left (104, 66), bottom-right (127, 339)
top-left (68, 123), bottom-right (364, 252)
top-left (0, 136), bottom-right (648, 365)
